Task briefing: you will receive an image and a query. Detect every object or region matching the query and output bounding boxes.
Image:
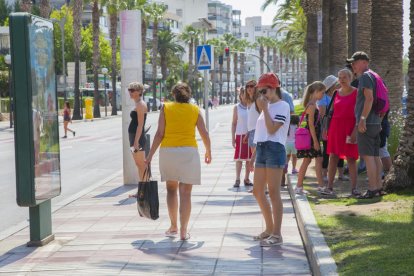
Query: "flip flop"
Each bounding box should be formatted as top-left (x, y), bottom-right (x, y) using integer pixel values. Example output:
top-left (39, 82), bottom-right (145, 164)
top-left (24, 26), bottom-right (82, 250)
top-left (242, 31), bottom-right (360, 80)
top-left (165, 229), bottom-right (178, 237)
top-left (180, 233), bottom-right (190, 241)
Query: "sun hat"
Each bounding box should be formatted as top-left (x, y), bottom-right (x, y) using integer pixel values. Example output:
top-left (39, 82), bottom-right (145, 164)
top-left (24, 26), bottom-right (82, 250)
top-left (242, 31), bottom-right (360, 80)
top-left (322, 75), bottom-right (338, 90)
top-left (256, 72), bottom-right (280, 88)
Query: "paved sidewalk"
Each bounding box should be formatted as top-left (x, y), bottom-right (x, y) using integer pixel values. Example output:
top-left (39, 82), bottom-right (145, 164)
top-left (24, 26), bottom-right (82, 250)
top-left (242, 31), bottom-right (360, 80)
top-left (0, 121), bottom-right (311, 275)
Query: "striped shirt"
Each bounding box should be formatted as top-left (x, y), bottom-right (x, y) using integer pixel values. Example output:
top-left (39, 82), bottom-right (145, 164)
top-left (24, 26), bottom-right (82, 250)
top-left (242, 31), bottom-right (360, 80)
top-left (254, 100), bottom-right (290, 146)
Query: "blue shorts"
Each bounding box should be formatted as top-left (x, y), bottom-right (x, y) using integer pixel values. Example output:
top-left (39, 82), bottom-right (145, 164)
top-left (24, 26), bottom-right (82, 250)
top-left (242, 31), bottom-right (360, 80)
top-left (255, 141), bottom-right (286, 169)
top-left (248, 130), bottom-right (256, 147)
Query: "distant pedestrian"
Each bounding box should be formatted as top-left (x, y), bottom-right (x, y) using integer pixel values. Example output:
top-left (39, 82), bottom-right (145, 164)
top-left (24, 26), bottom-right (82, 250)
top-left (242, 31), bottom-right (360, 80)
top-left (280, 86), bottom-right (295, 186)
top-left (128, 82), bottom-right (148, 181)
top-left (286, 114), bottom-right (300, 175)
top-left (232, 88), bottom-right (252, 188)
top-left (252, 72), bottom-right (290, 246)
top-left (348, 51), bottom-right (384, 198)
top-left (295, 81), bottom-right (326, 194)
top-left (146, 82), bottom-right (211, 241)
top-left (323, 69), bottom-right (359, 196)
top-left (62, 101), bottom-right (75, 138)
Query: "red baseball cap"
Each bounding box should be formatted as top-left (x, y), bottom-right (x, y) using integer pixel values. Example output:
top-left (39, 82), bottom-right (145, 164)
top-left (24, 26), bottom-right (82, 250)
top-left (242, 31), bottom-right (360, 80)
top-left (256, 72), bottom-right (280, 88)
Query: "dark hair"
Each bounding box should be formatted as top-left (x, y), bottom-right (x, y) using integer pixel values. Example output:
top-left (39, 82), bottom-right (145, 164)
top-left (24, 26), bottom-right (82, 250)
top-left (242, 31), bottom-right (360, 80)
top-left (290, 114), bottom-right (300, 125)
top-left (65, 101), bottom-right (71, 109)
top-left (171, 82), bottom-right (192, 103)
top-left (275, 87), bottom-right (282, 99)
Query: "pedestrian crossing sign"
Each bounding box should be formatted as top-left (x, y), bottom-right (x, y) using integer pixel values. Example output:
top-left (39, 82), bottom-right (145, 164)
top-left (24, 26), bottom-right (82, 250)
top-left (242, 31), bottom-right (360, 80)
top-left (197, 45), bottom-right (213, 70)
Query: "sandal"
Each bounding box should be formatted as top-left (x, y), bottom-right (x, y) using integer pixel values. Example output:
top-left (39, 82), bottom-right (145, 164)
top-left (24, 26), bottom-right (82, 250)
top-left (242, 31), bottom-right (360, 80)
top-left (260, 235), bottom-right (283, 247)
top-left (253, 231), bottom-right (270, 241)
top-left (358, 189), bottom-right (377, 199)
top-left (165, 229), bottom-right (178, 237)
top-left (180, 233), bottom-right (190, 241)
top-left (244, 179), bottom-right (253, 186)
top-left (351, 189), bottom-right (361, 196)
top-left (376, 188), bottom-right (387, 196)
top-left (233, 180), bottom-right (241, 188)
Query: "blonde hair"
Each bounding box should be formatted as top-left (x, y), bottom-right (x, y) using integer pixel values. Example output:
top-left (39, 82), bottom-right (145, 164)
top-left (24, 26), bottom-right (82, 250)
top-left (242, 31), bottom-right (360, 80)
top-left (244, 79), bottom-right (258, 104)
top-left (238, 87), bottom-right (245, 102)
top-left (338, 68), bottom-right (353, 80)
top-left (303, 81), bottom-right (326, 107)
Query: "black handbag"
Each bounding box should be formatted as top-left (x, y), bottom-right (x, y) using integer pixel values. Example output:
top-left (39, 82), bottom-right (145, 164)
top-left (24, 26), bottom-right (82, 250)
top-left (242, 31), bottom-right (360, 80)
top-left (321, 91), bottom-right (337, 141)
top-left (137, 166), bottom-right (159, 220)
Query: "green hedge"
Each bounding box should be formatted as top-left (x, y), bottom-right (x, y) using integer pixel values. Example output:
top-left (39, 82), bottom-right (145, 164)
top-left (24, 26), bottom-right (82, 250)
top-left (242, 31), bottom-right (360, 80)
top-left (0, 97), bottom-right (10, 112)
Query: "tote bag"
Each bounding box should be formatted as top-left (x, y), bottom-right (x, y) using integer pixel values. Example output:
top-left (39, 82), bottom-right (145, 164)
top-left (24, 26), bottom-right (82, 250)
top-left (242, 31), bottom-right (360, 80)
top-left (137, 167), bottom-right (159, 220)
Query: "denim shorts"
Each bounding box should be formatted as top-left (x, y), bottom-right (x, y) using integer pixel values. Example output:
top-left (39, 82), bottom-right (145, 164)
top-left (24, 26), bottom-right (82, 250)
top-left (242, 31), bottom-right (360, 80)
top-left (248, 130), bottom-right (256, 147)
top-left (255, 141), bottom-right (286, 169)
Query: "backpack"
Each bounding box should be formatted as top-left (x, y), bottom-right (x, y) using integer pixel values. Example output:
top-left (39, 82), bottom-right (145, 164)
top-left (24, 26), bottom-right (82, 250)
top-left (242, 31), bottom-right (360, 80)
top-left (295, 106), bottom-right (315, 150)
top-left (367, 70), bottom-right (389, 116)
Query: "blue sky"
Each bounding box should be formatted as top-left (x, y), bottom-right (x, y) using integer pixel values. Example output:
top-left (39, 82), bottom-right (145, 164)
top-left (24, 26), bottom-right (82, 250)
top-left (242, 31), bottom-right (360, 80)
top-left (223, 0), bottom-right (410, 54)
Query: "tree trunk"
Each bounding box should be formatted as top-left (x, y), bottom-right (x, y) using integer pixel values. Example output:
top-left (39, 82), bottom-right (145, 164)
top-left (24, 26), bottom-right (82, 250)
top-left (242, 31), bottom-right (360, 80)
top-left (211, 52), bottom-right (218, 98)
top-left (233, 52), bottom-right (238, 104)
top-left (92, 0), bottom-right (101, 118)
top-left (272, 47), bottom-right (277, 73)
top-left (188, 39), bottom-right (193, 90)
top-left (219, 60), bottom-right (223, 104)
top-left (226, 54), bottom-right (231, 104)
top-left (384, 0), bottom-right (414, 190)
top-left (39, 0), bottom-right (50, 18)
top-left (152, 19), bottom-right (159, 111)
top-left (357, 0), bottom-right (372, 56)
top-left (110, 12), bottom-right (118, 115)
top-left (20, 0), bottom-right (31, 12)
top-left (305, 13), bottom-right (319, 84)
top-left (292, 56), bottom-right (296, 93)
top-left (320, 0), bottom-right (329, 78)
top-left (72, 0), bottom-right (82, 120)
top-left (370, 0), bottom-right (403, 112)
top-left (279, 53), bottom-right (283, 83)
top-left (240, 53), bottom-right (245, 87)
top-left (259, 45), bottom-right (264, 75)
top-left (329, 0), bottom-right (347, 75)
top-left (266, 46), bottom-right (271, 72)
top-left (141, 19), bottom-right (147, 86)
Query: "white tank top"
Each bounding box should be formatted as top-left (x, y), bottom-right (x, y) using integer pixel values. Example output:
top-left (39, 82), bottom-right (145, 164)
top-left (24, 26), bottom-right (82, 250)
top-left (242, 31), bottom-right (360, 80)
top-left (235, 103), bottom-right (248, 135)
top-left (247, 102), bottom-right (260, 131)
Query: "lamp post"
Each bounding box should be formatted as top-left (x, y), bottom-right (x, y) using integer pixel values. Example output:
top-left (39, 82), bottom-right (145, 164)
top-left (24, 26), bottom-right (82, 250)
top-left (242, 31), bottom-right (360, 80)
top-left (51, 18), bottom-right (67, 101)
top-left (102, 67), bottom-right (108, 117)
top-left (5, 54), bottom-right (12, 128)
top-left (350, 0), bottom-right (358, 53)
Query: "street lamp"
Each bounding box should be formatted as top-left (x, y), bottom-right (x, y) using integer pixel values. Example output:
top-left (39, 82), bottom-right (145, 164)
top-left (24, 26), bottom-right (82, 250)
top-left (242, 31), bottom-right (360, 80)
top-left (101, 67), bottom-right (108, 117)
top-left (4, 54), bottom-right (12, 128)
top-left (157, 73), bottom-right (162, 106)
top-left (51, 17), bottom-right (67, 101)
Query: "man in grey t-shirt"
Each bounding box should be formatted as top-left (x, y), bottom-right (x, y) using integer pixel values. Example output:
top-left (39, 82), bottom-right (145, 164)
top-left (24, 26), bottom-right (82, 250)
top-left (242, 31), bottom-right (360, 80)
top-left (347, 51), bottom-right (383, 199)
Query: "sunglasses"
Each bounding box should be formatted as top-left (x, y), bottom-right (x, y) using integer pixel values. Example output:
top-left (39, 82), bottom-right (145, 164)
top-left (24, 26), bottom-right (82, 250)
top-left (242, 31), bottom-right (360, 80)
top-left (259, 88), bottom-right (268, 95)
top-left (246, 85), bottom-right (255, 89)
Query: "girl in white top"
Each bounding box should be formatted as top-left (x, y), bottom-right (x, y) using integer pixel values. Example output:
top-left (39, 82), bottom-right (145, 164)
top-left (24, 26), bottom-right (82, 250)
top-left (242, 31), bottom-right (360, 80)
top-left (252, 72), bottom-right (290, 247)
top-left (232, 88), bottom-right (252, 188)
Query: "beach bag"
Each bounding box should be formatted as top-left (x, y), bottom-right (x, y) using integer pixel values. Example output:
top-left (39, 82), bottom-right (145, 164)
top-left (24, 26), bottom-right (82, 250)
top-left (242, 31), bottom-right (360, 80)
top-left (320, 91), bottom-right (337, 141)
top-left (137, 166), bottom-right (159, 220)
top-left (367, 70), bottom-right (389, 116)
top-left (295, 111), bottom-right (312, 150)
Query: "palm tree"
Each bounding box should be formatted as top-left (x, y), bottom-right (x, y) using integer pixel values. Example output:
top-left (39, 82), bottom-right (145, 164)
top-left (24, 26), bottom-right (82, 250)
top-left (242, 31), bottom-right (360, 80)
top-left (370, 0), bottom-right (403, 112)
top-left (157, 29), bottom-right (184, 83)
top-left (71, 0), bottom-right (83, 119)
top-left (222, 33), bottom-right (236, 104)
top-left (256, 36), bottom-right (267, 75)
top-left (39, 0), bottom-right (50, 18)
top-left (329, 0), bottom-right (347, 75)
top-left (91, 0), bottom-right (101, 118)
top-left (237, 39), bottom-right (251, 87)
top-left (232, 44), bottom-right (239, 104)
top-left (208, 38), bottom-right (225, 104)
top-left (384, 0), bottom-right (413, 190)
top-left (20, 0), bottom-right (32, 12)
top-left (180, 25), bottom-right (200, 94)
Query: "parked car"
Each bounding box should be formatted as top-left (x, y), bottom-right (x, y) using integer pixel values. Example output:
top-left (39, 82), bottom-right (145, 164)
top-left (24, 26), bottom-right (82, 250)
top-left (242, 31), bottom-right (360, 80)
top-left (144, 96), bottom-right (162, 110)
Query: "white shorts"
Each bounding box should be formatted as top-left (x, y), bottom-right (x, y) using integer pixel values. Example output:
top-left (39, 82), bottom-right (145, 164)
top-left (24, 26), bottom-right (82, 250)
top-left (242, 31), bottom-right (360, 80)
top-left (285, 141), bottom-right (297, 155)
top-left (379, 145), bottom-right (390, 158)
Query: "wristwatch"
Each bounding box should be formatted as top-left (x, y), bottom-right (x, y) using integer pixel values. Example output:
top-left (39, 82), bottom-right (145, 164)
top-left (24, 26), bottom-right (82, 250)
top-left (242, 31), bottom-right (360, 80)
top-left (360, 116), bottom-right (366, 120)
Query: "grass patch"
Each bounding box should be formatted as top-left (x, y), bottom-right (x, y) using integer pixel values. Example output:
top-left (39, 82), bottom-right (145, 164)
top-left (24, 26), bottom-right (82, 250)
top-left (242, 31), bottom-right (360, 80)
top-left (310, 189), bottom-right (414, 275)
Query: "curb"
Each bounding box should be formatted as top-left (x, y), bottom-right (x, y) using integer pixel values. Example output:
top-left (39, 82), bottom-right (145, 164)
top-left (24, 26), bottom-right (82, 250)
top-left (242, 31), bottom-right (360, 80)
top-left (287, 174), bottom-right (338, 276)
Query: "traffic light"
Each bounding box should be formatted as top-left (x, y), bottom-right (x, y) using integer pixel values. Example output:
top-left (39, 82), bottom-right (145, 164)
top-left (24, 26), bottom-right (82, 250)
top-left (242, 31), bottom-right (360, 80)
top-left (225, 47), bottom-right (229, 57)
top-left (219, 55), bottom-right (223, 65)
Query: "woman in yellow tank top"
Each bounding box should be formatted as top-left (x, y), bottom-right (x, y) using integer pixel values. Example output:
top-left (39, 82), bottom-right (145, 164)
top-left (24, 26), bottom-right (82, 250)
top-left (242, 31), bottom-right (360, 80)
top-left (146, 83), bottom-right (212, 241)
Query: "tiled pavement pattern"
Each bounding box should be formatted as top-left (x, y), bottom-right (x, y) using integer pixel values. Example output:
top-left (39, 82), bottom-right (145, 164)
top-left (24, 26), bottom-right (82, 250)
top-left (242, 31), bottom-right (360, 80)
top-left (0, 121), bottom-right (311, 275)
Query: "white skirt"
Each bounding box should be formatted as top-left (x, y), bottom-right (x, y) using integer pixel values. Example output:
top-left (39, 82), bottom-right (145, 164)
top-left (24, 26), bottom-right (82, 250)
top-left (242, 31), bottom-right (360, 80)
top-left (159, 147), bottom-right (201, 185)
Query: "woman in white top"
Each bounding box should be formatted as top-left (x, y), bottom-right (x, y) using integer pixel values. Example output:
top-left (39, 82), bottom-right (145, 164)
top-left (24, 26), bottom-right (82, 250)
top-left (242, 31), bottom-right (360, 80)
top-left (244, 80), bottom-right (261, 173)
top-left (252, 73), bottom-right (290, 247)
top-left (231, 88), bottom-right (252, 188)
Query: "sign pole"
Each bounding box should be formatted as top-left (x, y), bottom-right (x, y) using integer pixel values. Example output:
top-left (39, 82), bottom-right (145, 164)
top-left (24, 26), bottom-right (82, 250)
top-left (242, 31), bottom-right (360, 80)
top-left (28, 200), bottom-right (54, 246)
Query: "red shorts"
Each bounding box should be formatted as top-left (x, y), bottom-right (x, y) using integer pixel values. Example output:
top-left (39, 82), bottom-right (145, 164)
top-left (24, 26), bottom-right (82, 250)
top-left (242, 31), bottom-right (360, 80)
top-left (234, 134), bottom-right (252, 161)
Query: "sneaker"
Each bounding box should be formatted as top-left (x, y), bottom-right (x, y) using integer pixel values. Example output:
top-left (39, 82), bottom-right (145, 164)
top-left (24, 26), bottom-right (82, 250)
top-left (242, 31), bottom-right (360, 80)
top-left (62, 136), bottom-right (67, 138)
top-left (351, 189), bottom-right (361, 196)
top-left (295, 187), bottom-right (304, 194)
top-left (244, 179), bottom-right (253, 186)
top-left (260, 235), bottom-right (283, 247)
top-left (338, 175), bottom-right (349, 181)
top-left (321, 187), bottom-right (336, 196)
top-left (292, 169), bottom-right (298, 174)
